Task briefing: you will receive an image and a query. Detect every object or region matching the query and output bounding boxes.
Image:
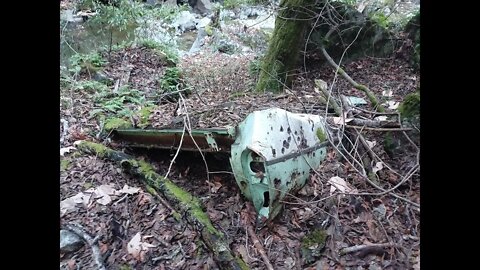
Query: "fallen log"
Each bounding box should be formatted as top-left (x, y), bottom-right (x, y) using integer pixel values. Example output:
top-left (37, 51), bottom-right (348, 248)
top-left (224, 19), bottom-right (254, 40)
top-left (77, 141), bottom-right (249, 270)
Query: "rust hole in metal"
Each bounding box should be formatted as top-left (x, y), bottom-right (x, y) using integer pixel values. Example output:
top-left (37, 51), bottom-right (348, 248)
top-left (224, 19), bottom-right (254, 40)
top-left (287, 136), bottom-right (291, 143)
top-left (283, 140), bottom-right (290, 149)
top-left (240, 181), bottom-right (247, 189)
top-left (287, 127), bottom-right (291, 134)
top-left (271, 148), bottom-right (276, 157)
top-left (280, 126), bottom-right (284, 132)
top-left (274, 178), bottom-right (281, 188)
top-left (250, 162), bottom-right (265, 173)
top-left (263, 192), bottom-right (270, 207)
top-left (281, 147), bottom-right (285, 154)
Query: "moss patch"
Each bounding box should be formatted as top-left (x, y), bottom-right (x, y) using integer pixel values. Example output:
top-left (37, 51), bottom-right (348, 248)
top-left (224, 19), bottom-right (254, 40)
top-left (104, 117), bottom-right (131, 131)
top-left (133, 159), bottom-right (221, 236)
top-left (399, 91), bottom-right (420, 119)
top-left (60, 158), bottom-right (71, 172)
top-left (77, 141), bottom-right (109, 158)
top-left (301, 229), bottom-right (327, 264)
top-left (136, 106), bottom-right (155, 128)
top-left (316, 128), bottom-right (326, 142)
top-left (235, 256), bottom-right (250, 270)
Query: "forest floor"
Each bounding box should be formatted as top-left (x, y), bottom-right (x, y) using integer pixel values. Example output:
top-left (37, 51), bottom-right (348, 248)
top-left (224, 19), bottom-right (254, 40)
top-left (60, 11), bottom-right (420, 270)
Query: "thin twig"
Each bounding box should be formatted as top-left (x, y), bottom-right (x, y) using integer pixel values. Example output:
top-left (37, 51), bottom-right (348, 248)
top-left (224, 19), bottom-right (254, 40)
top-left (247, 225), bottom-right (274, 270)
top-left (345, 125), bottom-right (413, 132)
top-left (340, 242), bottom-right (398, 256)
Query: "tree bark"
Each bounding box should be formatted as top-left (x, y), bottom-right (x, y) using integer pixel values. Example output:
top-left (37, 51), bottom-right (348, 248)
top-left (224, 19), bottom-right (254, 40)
top-left (76, 141), bottom-right (249, 270)
top-left (256, 0), bottom-right (316, 93)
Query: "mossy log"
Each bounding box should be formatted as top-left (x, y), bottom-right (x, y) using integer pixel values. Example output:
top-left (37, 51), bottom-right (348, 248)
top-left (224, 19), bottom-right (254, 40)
top-left (77, 141), bottom-right (249, 270)
top-left (256, 0), bottom-right (316, 93)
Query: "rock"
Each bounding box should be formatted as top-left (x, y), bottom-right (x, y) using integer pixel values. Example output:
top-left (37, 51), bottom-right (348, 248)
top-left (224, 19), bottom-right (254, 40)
top-left (189, 28), bottom-right (208, 53)
top-left (60, 9), bottom-right (83, 23)
top-left (93, 71), bottom-right (112, 85)
top-left (217, 39), bottom-right (236, 54)
top-left (193, 0), bottom-right (213, 15)
top-left (173, 11), bottom-right (198, 34)
top-left (239, 7), bottom-right (266, 20)
top-left (197, 17), bottom-right (211, 28)
top-left (135, 19), bottom-right (177, 46)
top-left (220, 10), bottom-right (236, 20)
top-left (60, 229), bottom-right (84, 253)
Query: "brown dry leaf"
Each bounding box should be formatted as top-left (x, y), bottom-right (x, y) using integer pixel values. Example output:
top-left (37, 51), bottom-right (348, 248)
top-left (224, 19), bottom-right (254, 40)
top-left (60, 192), bottom-right (92, 216)
top-left (210, 180), bottom-right (223, 193)
top-left (66, 259), bottom-right (76, 270)
top-left (372, 162), bottom-right (383, 174)
top-left (60, 146), bottom-right (76, 156)
top-left (120, 184), bottom-right (141, 195)
top-left (127, 232), bottom-right (157, 261)
top-left (328, 176), bottom-right (354, 195)
top-left (274, 225), bottom-right (290, 238)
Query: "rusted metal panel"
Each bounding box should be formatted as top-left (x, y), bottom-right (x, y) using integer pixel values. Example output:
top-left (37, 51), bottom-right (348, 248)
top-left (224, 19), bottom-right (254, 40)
top-left (111, 128), bottom-right (236, 153)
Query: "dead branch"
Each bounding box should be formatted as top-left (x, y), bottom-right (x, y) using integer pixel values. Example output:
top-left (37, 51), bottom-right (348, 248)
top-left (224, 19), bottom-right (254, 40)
top-left (77, 141), bottom-right (249, 270)
top-left (246, 225), bottom-right (274, 270)
top-left (339, 242), bottom-right (397, 256)
top-left (320, 29), bottom-right (385, 112)
top-left (65, 223), bottom-right (106, 270)
top-left (345, 125), bottom-right (413, 132)
top-left (315, 79), bottom-right (342, 116)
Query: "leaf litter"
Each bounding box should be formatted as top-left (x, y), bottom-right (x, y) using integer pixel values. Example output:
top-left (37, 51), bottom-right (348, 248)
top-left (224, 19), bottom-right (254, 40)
top-left (60, 26), bottom-right (420, 269)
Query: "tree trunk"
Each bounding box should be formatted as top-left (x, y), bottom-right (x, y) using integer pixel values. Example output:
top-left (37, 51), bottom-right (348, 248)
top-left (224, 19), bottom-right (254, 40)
top-left (255, 0), bottom-right (315, 93)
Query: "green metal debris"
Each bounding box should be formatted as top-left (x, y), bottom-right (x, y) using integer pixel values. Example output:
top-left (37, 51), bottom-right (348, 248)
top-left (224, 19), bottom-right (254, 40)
top-left (229, 108), bottom-right (328, 225)
top-left (111, 108), bottom-right (329, 225)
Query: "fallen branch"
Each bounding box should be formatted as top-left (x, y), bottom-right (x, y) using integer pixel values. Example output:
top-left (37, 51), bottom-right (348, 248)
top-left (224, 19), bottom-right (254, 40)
top-left (320, 30), bottom-right (385, 112)
top-left (339, 242), bottom-right (397, 256)
top-left (77, 141), bottom-right (249, 270)
top-left (315, 79), bottom-right (342, 116)
top-left (246, 225), bottom-right (274, 270)
top-left (345, 125), bottom-right (413, 132)
top-left (65, 223), bottom-right (106, 270)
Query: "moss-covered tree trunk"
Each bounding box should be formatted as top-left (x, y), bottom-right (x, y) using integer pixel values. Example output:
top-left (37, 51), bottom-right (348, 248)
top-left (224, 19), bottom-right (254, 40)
top-left (256, 0), bottom-right (316, 93)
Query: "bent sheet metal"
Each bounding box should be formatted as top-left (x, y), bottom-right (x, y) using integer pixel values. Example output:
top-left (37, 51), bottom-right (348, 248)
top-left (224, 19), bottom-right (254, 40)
top-left (111, 108), bottom-right (328, 224)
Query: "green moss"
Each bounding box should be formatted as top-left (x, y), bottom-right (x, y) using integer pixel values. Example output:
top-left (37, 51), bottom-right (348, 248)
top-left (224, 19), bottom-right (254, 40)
top-left (104, 117), bottom-right (131, 131)
top-left (119, 265), bottom-right (131, 270)
top-left (60, 159), bottom-right (71, 172)
top-left (398, 91), bottom-right (420, 119)
top-left (163, 181), bottom-right (220, 236)
top-left (135, 160), bottom-right (215, 230)
top-left (205, 25), bottom-right (214, 36)
top-left (316, 128), bottom-right (326, 142)
top-left (255, 0), bottom-right (316, 93)
top-left (235, 256), bottom-right (250, 270)
top-left (302, 229), bottom-right (327, 249)
top-left (137, 106), bottom-right (155, 128)
top-left (301, 229), bottom-right (327, 264)
top-left (78, 141), bottom-right (109, 158)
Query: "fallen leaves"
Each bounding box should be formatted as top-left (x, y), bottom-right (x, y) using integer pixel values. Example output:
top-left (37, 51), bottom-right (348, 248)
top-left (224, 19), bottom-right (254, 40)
top-left (60, 184), bottom-right (141, 216)
top-left (328, 176), bottom-right (355, 195)
top-left (127, 232), bottom-right (157, 261)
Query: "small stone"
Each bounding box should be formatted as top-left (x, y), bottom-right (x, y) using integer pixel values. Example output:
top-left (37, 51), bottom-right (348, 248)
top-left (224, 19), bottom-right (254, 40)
top-left (60, 229), bottom-right (84, 253)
